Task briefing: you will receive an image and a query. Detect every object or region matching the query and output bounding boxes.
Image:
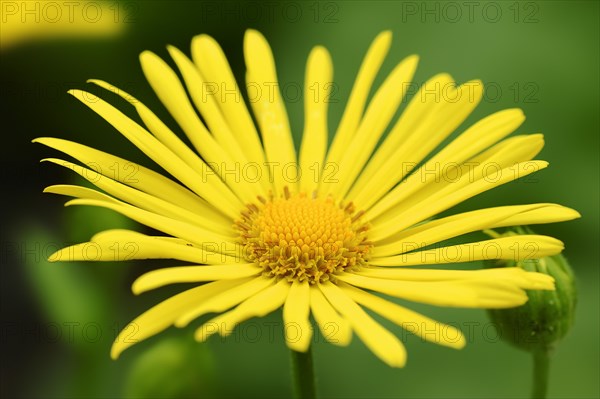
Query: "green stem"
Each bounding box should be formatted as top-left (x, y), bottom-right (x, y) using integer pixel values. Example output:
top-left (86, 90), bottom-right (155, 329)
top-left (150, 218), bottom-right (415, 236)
top-left (531, 349), bottom-right (550, 399)
top-left (290, 348), bottom-right (316, 399)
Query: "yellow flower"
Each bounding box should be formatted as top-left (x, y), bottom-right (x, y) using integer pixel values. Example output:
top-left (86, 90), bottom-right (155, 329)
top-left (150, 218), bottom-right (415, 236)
top-left (36, 30), bottom-right (579, 367)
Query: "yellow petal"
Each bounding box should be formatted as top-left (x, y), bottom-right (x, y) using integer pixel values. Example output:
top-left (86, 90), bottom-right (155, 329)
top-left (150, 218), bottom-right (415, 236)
top-left (369, 160), bottom-right (549, 241)
top-left (133, 264), bottom-right (261, 294)
top-left (175, 276), bottom-right (275, 327)
top-left (44, 184), bottom-right (118, 203)
top-left (494, 205), bottom-right (581, 227)
top-left (167, 46), bottom-right (269, 196)
top-left (111, 278), bottom-right (248, 359)
top-left (43, 159), bottom-right (234, 235)
top-left (319, 281), bottom-right (406, 367)
top-left (374, 134), bottom-right (545, 220)
top-left (355, 267), bottom-right (555, 290)
top-left (195, 279), bottom-right (289, 342)
top-left (372, 203), bottom-right (577, 256)
top-left (352, 79), bottom-right (483, 209)
top-left (359, 108), bottom-right (524, 213)
top-left (67, 89), bottom-right (243, 217)
top-left (47, 229), bottom-right (240, 264)
top-left (325, 31), bottom-right (392, 178)
top-left (309, 286), bottom-right (352, 346)
top-left (191, 34), bottom-right (268, 173)
top-left (348, 73), bottom-right (454, 198)
top-left (299, 46), bottom-right (332, 194)
top-left (167, 46), bottom-right (248, 159)
top-left (139, 51), bottom-right (222, 158)
top-left (87, 79), bottom-right (261, 196)
top-left (283, 281), bottom-right (313, 352)
top-left (369, 235), bottom-right (564, 266)
top-left (424, 108), bottom-right (526, 168)
top-left (140, 51), bottom-right (259, 202)
top-left (33, 137), bottom-right (216, 217)
top-left (244, 29), bottom-right (297, 195)
top-left (337, 272), bottom-right (534, 308)
top-left (323, 55), bottom-right (419, 199)
top-left (339, 282), bottom-right (466, 349)
top-left (64, 199), bottom-right (237, 250)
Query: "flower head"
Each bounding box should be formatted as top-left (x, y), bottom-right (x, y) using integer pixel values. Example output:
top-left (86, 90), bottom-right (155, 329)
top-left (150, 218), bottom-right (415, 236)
top-left (38, 30), bottom-right (579, 367)
top-left (237, 191), bottom-right (371, 283)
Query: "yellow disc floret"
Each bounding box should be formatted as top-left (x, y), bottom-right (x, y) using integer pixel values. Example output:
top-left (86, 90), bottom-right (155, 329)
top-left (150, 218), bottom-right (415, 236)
top-left (236, 189), bottom-right (371, 284)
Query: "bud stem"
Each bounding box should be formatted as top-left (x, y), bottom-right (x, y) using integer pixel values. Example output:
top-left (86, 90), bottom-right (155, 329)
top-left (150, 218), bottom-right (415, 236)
top-left (532, 349), bottom-right (550, 399)
top-left (290, 348), bottom-right (317, 399)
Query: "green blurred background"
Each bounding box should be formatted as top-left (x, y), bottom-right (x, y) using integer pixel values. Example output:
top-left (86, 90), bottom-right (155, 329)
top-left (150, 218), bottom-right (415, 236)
top-left (1, 0), bottom-right (598, 397)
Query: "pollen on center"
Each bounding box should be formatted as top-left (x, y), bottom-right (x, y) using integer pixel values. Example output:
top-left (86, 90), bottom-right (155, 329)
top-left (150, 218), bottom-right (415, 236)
top-left (236, 188), bottom-right (372, 284)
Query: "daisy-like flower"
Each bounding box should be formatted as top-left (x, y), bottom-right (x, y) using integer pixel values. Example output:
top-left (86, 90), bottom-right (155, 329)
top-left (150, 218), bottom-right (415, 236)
top-left (37, 30), bottom-right (579, 367)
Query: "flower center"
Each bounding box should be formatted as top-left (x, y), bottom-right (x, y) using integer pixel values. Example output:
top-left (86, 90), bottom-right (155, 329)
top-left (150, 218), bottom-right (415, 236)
top-left (236, 189), bottom-right (371, 284)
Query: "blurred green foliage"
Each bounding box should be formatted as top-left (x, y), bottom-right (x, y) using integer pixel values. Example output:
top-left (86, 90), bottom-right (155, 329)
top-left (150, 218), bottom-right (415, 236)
top-left (123, 335), bottom-right (217, 398)
top-left (2, 1), bottom-right (598, 398)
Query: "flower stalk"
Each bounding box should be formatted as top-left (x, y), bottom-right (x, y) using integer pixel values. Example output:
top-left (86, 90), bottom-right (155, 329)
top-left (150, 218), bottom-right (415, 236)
top-left (485, 227), bottom-right (577, 399)
top-left (290, 348), bottom-right (317, 399)
top-left (532, 349), bottom-right (550, 399)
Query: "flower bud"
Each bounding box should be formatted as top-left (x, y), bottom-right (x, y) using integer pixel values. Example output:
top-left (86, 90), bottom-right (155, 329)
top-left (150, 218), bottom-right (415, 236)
top-left (485, 227), bottom-right (577, 352)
